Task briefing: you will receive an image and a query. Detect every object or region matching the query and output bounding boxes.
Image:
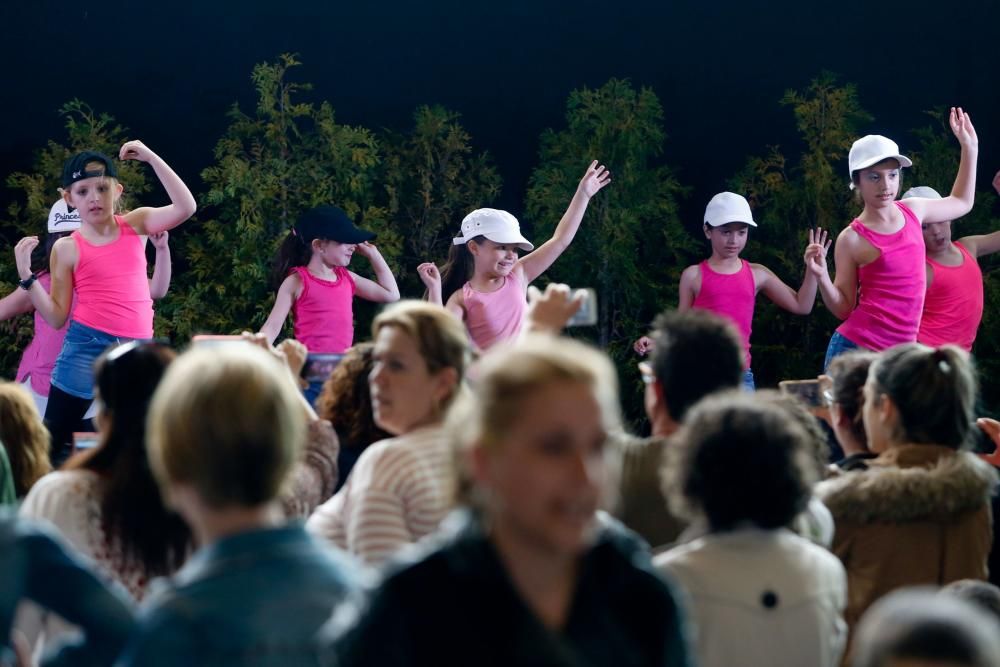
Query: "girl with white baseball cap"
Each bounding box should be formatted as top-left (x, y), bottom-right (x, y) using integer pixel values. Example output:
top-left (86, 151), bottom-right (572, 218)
top-left (417, 161), bottom-right (610, 350)
top-left (807, 108), bottom-right (979, 369)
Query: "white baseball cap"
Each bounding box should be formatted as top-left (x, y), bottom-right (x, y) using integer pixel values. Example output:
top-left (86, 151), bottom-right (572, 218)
top-left (704, 192), bottom-right (757, 228)
top-left (902, 186), bottom-right (942, 200)
top-left (453, 208), bottom-right (534, 251)
top-left (848, 135), bottom-right (912, 179)
top-left (47, 199), bottom-right (82, 233)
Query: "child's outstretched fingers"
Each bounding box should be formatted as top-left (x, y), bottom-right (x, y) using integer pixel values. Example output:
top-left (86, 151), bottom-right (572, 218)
top-left (977, 418), bottom-right (1000, 467)
top-left (14, 236), bottom-right (39, 277)
top-left (949, 107), bottom-right (979, 149)
top-left (578, 160), bottom-right (612, 198)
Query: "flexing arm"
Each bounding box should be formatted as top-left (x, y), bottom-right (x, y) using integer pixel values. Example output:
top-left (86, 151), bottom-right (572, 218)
top-left (808, 228), bottom-right (858, 320)
top-left (259, 274), bottom-right (300, 345)
top-left (759, 228), bottom-right (830, 315)
top-left (119, 141), bottom-right (197, 236)
top-left (901, 108), bottom-right (979, 224)
top-left (518, 161), bottom-right (611, 283)
top-left (351, 242), bottom-right (400, 303)
top-left (417, 262), bottom-right (443, 305)
top-left (15, 237), bottom-right (75, 329)
top-left (148, 232), bottom-right (172, 299)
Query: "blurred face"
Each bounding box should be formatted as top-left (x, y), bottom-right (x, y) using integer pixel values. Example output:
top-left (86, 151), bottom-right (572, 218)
top-left (63, 171), bottom-right (121, 225)
top-left (470, 239), bottom-right (520, 277)
top-left (316, 239), bottom-right (356, 268)
top-left (475, 380), bottom-right (609, 559)
top-left (704, 222), bottom-right (749, 258)
top-left (921, 220), bottom-right (954, 254)
top-left (369, 326), bottom-right (454, 436)
top-left (856, 159), bottom-right (901, 208)
top-left (862, 374), bottom-right (894, 453)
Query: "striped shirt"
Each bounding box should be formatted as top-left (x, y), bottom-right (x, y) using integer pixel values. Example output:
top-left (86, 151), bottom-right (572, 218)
top-left (306, 425), bottom-right (455, 568)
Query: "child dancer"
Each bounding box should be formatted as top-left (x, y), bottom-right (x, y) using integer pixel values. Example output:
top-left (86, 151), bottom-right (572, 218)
top-left (418, 160), bottom-right (610, 350)
top-left (1, 200), bottom-right (172, 418)
top-left (260, 205), bottom-right (400, 404)
top-left (13, 142), bottom-right (196, 465)
top-left (808, 108), bottom-right (978, 368)
top-left (634, 192), bottom-right (829, 390)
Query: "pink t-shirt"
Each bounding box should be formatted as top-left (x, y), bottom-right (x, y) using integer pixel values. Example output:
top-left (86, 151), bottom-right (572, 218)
top-left (15, 273), bottom-right (75, 396)
top-left (291, 266), bottom-right (356, 354)
top-left (463, 270), bottom-right (527, 350)
top-left (692, 259), bottom-right (755, 369)
top-left (71, 216), bottom-right (153, 339)
top-left (837, 202), bottom-right (926, 352)
top-left (918, 241), bottom-right (983, 351)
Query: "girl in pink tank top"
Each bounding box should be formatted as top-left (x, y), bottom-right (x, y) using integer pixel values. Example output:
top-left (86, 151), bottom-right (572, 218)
top-left (635, 192), bottom-right (829, 390)
top-left (809, 109), bottom-right (979, 370)
top-left (419, 161), bottom-right (611, 351)
top-left (13, 142), bottom-right (196, 463)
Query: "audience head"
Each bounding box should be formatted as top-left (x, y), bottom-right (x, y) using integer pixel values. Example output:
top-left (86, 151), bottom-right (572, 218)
top-left (0, 382), bottom-right (51, 497)
top-left (452, 334), bottom-right (620, 558)
top-left (825, 351), bottom-right (878, 455)
top-left (316, 342), bottom-right (391, 448)
top-left (663, 391), bottom-right (816, 532)
top-left (645, 309), bottom-right (743, 428)
top-left (757, 389), bottom-right (830, 480)
top-left (864, 344), bottom-right (977, 453)
top-left (369, 301), bottom-right (471, 436)
top-left (941, 580), bottom-right (1000, 625)
top-left (852, 588), bottom-right (1000, 667)
top-left (147, 344), bottom-right (305, 512)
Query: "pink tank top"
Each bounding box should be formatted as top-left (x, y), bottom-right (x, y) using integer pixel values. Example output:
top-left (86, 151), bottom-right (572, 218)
top-left (918, 242), bottom-right (983, 351)
top-left (291, 266), bottom-right (356, 354)
top-left (837, 202), bottom-right (926, 351)
top-left (72, 217), bottom-right (153, 339)
top-left (463, 270), bottom-right (527, 350)
top-left (692, 259), bottom-right (755, 368)
top-left (16, 273), bottom-right (75, 396)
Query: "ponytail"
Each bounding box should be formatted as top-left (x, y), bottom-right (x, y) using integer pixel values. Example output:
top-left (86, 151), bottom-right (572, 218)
top-left (438, 236), bottom-right (483, 304)
top-left (271, 231), bottom-right (313, 290)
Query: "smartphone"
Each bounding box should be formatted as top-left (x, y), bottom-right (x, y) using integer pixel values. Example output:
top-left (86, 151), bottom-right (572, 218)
top-left (779, 379), bottom-right (823, 408)
top-left (191, 335), bottom-right (248, 346)
top-left (73, 432), bottom-right (100, 451)
top-left (302, 353), bottom-right (344, 383)
top-left (566, 288), bottom-right (598, 327)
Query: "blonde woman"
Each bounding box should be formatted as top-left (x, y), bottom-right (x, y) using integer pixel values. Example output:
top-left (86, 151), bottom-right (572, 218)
top-left (0, 382), bottom-right (51, 498)
top-left (327, 335), bottom-right (693, 666)
top-left (307, 301), bottom-right (471, 567)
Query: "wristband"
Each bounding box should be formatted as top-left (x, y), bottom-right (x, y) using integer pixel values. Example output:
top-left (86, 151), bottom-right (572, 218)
top-left (18, 273), bottom-right (37, 291)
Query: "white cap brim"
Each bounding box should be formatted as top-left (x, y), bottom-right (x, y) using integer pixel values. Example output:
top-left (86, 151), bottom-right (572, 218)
top-left (852, 154), bottom-right (913, 172)
top-left (453, 234), bottom-right (534, 252)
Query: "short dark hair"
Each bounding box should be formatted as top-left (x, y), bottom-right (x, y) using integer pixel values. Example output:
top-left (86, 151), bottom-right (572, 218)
top-left (648, 309), bottom-right (743, 422)
top-left (663, 391), bottom-right (815, 532)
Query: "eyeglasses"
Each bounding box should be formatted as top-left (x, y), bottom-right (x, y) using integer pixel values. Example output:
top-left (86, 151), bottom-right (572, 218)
top-left (638, 361), bottom-right (656, 385)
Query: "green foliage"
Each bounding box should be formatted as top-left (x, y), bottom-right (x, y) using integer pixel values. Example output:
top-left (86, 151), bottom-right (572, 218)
top-left (381, 105), bottom-right (502, 297)
top-left (160, 54), bottom-right (398, 342)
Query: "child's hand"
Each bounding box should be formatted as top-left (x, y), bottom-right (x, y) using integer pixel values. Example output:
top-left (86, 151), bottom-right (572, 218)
top-left (577, 160), bottom-right (612, 199)
top-left (524, 284), bottom-right (584, 334)
top-left (14, 236), bottom-right (39, 279)
top-left (977, 418), bottom-right (1000, 467)
top-left (149, 231), bottom-right (169, 250)
top-left (277, 338), bottom-right (309, 379)
top-left (804, 228), bottom-right (831, 277)
top-left (634, 336), bottom-right (654, 356)
top-left (949, 107), bottom-right (978, 151)
top-left (119, 140), bottom-right (157, 163)
top-left (417, 262), bottom-right (442, 291)
top-left (992, 169), bottom-right (1000, 196)
top-left (354, 241), bottom-right (379, 260)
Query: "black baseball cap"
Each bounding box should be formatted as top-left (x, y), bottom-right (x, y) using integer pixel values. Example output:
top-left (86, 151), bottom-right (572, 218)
top-left (295, 206), bottom-right (375, 244)
top-left (62, 151), bottom-right (119, 188)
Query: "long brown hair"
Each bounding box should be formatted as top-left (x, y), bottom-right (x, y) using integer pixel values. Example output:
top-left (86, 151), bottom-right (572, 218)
top-left (0, 382), bottom-right (51, 497)
top-left (438, 236), bottom-right (484, 305)
top-left (316, 343), bottom-right (391, 449)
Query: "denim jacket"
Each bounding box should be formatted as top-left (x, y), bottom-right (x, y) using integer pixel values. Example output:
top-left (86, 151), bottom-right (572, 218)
top-left (118, 522), bottom-right (363, 667)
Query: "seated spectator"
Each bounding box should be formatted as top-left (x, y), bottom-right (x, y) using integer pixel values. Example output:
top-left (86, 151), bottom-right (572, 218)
top-left (941, 579), bottom-right (1000, 624)
top-left (617, 309), bottom-right (744, 549)
top-left (118, 343), bottom-right (362, 665)
top-left (326, 334), bottom-right (693, 666)
top-left (0, 381), bottom-right (52, 498)
top-left (816, 344), bottom-right (997, 638)
top-left (315, 342), bottom-right (390, 493)
top-left (655, 391), bottom-right (847, 667)
top-left (307, 301), bottom-right (471, 567)
top-left (823, 351), bottom-right (878, 471)
top-left (852, 588), bottom-right (1000, 667)
top-left (0, 512), bottom-right (135, 667)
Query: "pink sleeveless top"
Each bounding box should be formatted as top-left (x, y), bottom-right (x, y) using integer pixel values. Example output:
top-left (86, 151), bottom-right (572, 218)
top-left (72, 216), bottom-right (153, 339)
top-left (918, 242), bottom-right (983, 351)
top-left (692, 259), bottom-right (755, 368)
top-left (16, 273), bottom-right (75, 396)
top-left (837, 202), bottom-right (926, 351)
top-left (291, 266), bottom-right (356, 354)
top-left (463, 270), bottom-right (527, 350)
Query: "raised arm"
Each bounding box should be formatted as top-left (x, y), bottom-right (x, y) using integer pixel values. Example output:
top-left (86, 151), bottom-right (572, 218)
top-left (417, 263), bottom-right (443, 305)
top-left (15, 237), bottom-right (75, 329)
top-left (119, 140), bottom-right (197, 236)
top-left (758, 228), bottom-right (830, 315)
top-left (259, 274), bottom-right (300, 345)
top-left (809, 228), bottom-right (858, 321)
top-left (960, 169), bottom-right (1000, 257)
top-left (518, 160), bottom-right (611, 283)
top-left (350, 242), bottom-right (400, 303)
top-left (148, 232), bottom-right (172, 300)
top-left (901, 108), bottom-right (978, 224)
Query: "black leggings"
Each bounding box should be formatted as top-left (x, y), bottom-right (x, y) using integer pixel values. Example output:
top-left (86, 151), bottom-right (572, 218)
top-left (44, 385), bottom-right (95, 468)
